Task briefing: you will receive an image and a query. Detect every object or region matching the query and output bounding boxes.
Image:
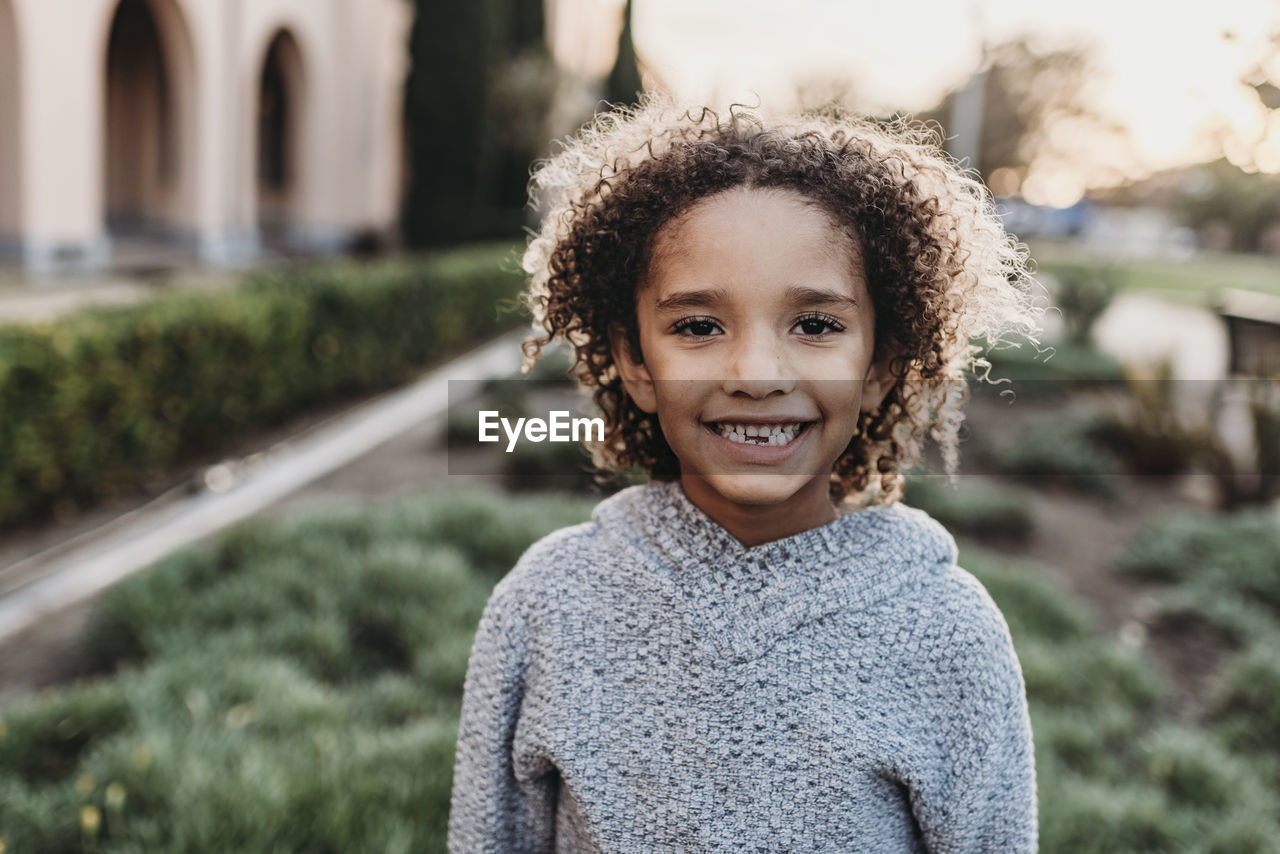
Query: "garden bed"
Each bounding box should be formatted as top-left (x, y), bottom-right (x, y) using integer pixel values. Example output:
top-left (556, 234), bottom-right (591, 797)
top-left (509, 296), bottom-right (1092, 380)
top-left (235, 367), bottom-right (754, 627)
top-left (3, 339), bottom-right (1277, 851)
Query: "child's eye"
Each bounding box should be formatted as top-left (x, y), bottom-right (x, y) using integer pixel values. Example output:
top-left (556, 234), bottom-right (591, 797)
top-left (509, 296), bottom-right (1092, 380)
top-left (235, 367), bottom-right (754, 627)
top-left (671, 316), bottom-right (723, 338)
top-left (792, 313), bottom-right (846, 336)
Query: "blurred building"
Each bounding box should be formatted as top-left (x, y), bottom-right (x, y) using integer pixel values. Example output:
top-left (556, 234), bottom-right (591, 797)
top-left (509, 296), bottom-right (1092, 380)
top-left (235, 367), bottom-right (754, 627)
top-left (543, 0), bottom-right (632, 142)
top-left (0, 0), bottom-right (410, 275)
top-left (997, 192), bottom-right (1199, 260)
top-left (995, 197), bottom-right (1092, 241)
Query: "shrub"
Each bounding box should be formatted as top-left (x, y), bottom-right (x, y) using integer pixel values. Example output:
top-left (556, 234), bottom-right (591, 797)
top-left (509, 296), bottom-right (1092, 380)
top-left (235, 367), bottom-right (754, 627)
top-left (973, 338), bottom-right (1125, 397)
top-left (1210, 642), bottom-right (1280, 758)
top-left (1049, 263), bottom-right (1120, 344)
top-left (903, 476), bottom-right (1034, 542)
top-left (1084, 413), bottom-right (1202, 478)
top-left (960, 547), bottom-right (1092, 644)
top-left (364, 488), bottom-right (595, 582)
top-left (1083, 361), bottom-right (1204, 478)
top-left (1203, 811), bottom-right (1280, 854)
top-left (1114, 509), bottom-right (1280, 612)
top-left (1031, 704), bottom-right (1145, 781)
top-left (1139, 724), bottom-right (1266, 812)
top-left (80, 488), bottom-right (595, 678)
top-left (1, 655), bottom-right (462, 853)
top-left (1017, 637), bottom-right (1164, 715)
top-left (1036, 777), bottom-right (1192, 854)
top-left (0, 773), bottom-right (85, 852)
top-left (1147, 585), bottom-right (1274, 650)
top-left (85, 538), bottom-right (487, 694)
top-left (992, 420), bottom-right (1123, 497)
top-left (0, 681), bottom-right (132, 785)
top-left (1027, 651), bottom-right (1280, 852)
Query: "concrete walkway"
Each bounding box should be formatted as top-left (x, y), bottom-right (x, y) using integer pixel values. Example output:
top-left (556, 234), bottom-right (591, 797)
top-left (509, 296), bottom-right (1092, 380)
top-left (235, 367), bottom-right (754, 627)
top-left (0, 328), bottom-right (528, 646)
top-left (1091, 292), bottom-right (1231, 381)
top-left (0, 268), bottom-right (245, 325)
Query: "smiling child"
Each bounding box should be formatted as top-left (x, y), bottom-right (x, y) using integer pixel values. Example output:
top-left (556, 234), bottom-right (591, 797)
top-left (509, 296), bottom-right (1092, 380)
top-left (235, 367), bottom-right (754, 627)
top-left (448, 96), bottom-right (1043, 853)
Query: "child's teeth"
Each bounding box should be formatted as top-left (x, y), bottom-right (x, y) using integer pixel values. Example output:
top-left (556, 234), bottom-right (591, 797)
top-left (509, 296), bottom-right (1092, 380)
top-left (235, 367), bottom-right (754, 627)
top-left (716, 423), bottom-right (805, 445)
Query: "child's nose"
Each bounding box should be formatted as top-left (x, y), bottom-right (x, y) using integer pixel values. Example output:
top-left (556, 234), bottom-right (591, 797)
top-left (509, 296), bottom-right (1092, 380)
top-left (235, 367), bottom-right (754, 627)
top-left (723, 330), bottom-right (796, 398)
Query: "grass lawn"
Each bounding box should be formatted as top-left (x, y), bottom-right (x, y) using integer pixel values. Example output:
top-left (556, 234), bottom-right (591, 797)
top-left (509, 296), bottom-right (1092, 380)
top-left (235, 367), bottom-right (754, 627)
top-left (1, 483), bottom-right (1277, 852)
top-left (1028, 239), bottom-right (1280, 305)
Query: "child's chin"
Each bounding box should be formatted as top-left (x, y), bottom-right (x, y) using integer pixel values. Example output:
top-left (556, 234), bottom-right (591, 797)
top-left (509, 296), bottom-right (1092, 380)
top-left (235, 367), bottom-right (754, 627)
top-left (697, 472), bottom-right (819, 508)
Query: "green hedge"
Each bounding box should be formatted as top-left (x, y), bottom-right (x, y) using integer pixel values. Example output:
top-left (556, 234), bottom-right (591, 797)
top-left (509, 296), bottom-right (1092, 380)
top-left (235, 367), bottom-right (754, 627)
top-left (0, 245), bottom-right (525, 531)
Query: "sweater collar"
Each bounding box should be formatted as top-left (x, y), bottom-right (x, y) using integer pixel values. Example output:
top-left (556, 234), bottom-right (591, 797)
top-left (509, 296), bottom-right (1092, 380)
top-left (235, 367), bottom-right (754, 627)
top-left (593, 480), bottom-right (958, 663)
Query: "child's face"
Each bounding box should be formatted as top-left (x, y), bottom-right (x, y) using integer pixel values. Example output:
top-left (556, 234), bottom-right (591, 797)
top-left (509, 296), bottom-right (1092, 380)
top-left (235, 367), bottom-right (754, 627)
top-left (610, 186), bottom-right (895, 540)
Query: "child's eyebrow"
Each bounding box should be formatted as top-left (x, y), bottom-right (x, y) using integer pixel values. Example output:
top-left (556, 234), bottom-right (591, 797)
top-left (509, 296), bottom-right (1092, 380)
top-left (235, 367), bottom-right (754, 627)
top-left (785, 286), bottom-right (861, 311)
top-left (652, 285), bottom-right (861, 314)
top-left (652, 288), bottom-right (728, 313)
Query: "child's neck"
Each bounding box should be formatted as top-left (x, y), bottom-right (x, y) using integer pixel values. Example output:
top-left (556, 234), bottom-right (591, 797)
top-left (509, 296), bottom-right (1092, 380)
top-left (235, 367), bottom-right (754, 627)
top-left (678, 474), bottom-right (840, 548)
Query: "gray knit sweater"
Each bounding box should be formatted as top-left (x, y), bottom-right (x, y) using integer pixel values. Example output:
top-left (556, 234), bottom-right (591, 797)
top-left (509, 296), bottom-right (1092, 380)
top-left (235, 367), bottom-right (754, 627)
top-left (448, 480), bottom-right (1037, 853)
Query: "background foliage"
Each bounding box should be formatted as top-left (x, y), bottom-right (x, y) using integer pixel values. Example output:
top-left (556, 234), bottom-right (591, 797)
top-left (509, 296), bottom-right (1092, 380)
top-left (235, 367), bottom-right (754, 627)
top-left (0, 244), bottom-right (524, 532)
top-left (3, 484), bottom-right (1278, 852)
top-left (402, 0), bottom-right (554, 246)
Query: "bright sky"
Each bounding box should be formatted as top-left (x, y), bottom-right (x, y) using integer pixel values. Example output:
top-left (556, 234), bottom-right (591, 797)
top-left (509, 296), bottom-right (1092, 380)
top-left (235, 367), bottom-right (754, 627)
top-left (609, 0), bottom-right (1280, 205)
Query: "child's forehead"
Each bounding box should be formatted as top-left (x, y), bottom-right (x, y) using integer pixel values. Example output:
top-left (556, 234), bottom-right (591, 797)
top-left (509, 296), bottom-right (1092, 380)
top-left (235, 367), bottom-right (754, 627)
top-left (647, 187), bottom-right (864, 278)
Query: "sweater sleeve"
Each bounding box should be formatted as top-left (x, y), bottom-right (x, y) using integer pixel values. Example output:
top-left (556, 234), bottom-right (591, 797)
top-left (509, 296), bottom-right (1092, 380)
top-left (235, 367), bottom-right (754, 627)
top-left (913, 575), bottom-right (1038, 854)
top-left (448, 578), bottom-right (558, 853)
top-left (922, 682), bottom-right (1037, 853)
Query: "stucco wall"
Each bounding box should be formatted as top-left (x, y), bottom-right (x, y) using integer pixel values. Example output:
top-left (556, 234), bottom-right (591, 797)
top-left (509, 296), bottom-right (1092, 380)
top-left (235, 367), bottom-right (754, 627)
top-left (0, 0), bottom-right (409, 273)
top-left (0, 0), bottom-right (20, 244)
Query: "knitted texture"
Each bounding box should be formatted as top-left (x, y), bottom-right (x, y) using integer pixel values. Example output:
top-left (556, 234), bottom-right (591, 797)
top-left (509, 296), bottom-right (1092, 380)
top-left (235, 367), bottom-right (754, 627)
top-left (448, 481), bottom-right (1037, 853)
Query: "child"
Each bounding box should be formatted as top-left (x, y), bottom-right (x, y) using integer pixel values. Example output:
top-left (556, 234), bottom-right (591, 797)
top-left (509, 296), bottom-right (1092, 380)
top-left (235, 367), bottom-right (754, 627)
top-left (448, 95), bottom-right (1042, 853)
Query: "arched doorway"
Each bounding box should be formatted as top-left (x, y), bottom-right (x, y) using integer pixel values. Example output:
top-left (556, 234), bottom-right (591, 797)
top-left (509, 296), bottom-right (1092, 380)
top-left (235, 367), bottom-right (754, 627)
top-left (103, 0), bottom-right (196, 249)
top-left (0, 0), bottom-right (20, 251)
top-left (256, 30), bottom-right (306, 251)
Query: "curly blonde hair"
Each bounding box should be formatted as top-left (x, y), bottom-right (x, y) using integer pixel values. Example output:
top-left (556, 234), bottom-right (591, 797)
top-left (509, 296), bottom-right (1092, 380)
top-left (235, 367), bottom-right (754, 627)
top-left (519, 94), bottom-right (1043, 506)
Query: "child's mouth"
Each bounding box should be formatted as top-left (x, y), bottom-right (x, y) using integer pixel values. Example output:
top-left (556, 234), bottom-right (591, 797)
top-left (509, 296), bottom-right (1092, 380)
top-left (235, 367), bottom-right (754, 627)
top-left (707, 421), bottom-right (814, 447)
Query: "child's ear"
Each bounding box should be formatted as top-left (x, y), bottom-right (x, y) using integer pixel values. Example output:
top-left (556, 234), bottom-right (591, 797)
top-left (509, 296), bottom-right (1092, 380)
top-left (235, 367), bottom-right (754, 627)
top-left (607, 323), bottom-right (658, 414)
top-left (860, 352), bottom-right (899, 415)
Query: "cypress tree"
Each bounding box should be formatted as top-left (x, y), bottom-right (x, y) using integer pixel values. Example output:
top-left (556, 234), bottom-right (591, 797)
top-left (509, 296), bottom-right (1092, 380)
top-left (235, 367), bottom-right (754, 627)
top-left (402, 0), bottom-right (549, 246)
top-left (488, 0), bottom-right (551, 213)
top-left (402, 0), bottom-right (498, 246)
top-left (605, 0), bottom-right (642, 107)
top-left (509, 0), bottom-right (544, 51)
